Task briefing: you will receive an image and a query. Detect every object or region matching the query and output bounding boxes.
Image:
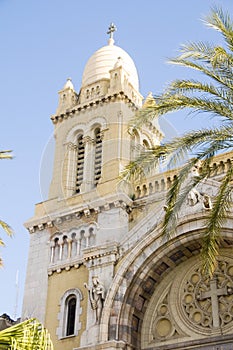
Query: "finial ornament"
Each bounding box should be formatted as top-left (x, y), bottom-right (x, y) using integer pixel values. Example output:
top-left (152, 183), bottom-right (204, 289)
top-left (107, 23), bottom-right (117, 39)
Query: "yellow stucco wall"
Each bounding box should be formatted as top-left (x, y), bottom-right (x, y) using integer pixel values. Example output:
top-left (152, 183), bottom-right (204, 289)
top-left (45, 265), bottom-right (88, 350)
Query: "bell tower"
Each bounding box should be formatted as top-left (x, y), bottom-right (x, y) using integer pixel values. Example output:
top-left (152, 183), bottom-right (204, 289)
top-left (22, 25), bottom-right (163, 350)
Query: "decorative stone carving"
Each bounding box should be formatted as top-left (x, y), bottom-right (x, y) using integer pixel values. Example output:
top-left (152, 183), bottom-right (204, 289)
top-left (83, 135), bottom-right (93, 145)
top-left (186, 165), bottom-right (201, 206)
top-left (187, 187), bottom-right (201, 206)
top-left (84, 276), bottom-right (105, 324)
top-left (94, 207), bottom-right (100, 214)
top-left (67, 142), bottom-right (78, 151)
top-left (28, 227), bottom-right (35, 233)
top-left (47, 221), bottom-right (53, 228)
top-left (151, 293), bottom-right (182, 341)
top-left (202, 193), bottom-right (212, 210)
top-left (84, 209), bottom-right (91, 217)
top-left (142, 254), bottom-right (233, 349)
top-left (55, 217), bottom-right (63, 225)
top-left (181, 260), bottom-right (233, 331)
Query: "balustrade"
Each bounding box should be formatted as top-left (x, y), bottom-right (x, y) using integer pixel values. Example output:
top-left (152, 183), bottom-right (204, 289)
top-left (49, 225), bottom-right (97, 265)
top-left (133, 154), bottom-right (233, 200)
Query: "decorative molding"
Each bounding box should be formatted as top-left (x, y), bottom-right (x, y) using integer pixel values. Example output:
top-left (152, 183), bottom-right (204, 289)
top-left (25, 200), bottom-right (130, 233)
top-left (66, 142), bottom-right (78, 151)
top-left (83, 135), bottom-right (94, 145)
top-left (84, 209), bottom-right (91, 217)
top-left (28, 227), bottom-right (35, 234)
top-left (180, 259), bottom-right (233, 332)
top-left (51, 92), bottom-right (138, 124)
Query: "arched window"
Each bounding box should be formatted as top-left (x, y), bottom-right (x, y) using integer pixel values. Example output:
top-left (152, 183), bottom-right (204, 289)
top-left (76, 135), bottom-right (85, 193)
top-left (62, 235), bottom-right (68, 260)
top-left (130, 128), bottom-right (140, 160)
top-left (54, 237), bottom-right (60, 263)
top-left (94, 128), bottom-right (102, 186)
top-left (57, 288), bottom-right (82, 339)
top-left (66, 296), bottom-right (76, 336)
top-left (142, 139), bottom-right (150, 150)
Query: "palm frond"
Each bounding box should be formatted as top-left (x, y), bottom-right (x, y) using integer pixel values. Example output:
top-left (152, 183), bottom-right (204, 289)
top-left (0, 150), bottom-right (12, 160)
top-left (0, 318), bottom-right (54, 350)
top-left (124, 7), bottom-right (233, 277)
top-left (205, 7), bottom-right (233, 50)
top-left (176, 41), bottom-right (233, 70)
top-left (201, 164), bottom-right (233, 276)
top-left (152, 95), bottom-right (233, 124)
top-left (122, 125), bottom-right (233, 186)
top-left (0, 220), bottom-right (13, 236)
top-left (166, 80), bottom-right (233, 105)
top-left (0, 221), bottom-right (14, 267)
top-left (168, 57), bottom-right (233, 90)
top-left (120, 145), bottom-right (166, 183)
top-left (0, 149), bottom-right (14, 267)
top-left (162, 152), bottom-right (216, 240)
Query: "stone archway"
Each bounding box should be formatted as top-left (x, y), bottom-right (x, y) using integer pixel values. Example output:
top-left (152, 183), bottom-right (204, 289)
top-left (141, 251), bottom-right (233, 349)
top-left (100, 219), bottom-right (233, 349)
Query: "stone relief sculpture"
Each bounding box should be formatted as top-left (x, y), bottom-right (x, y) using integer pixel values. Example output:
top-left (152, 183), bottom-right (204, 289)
top-left (202, 193), bottom-right (212, 210)
top-left (84, 277), bottom-right (105, 324)
top-left (181, 260), bottom-right (233, 330)
top-left (186, 165), bottom-right (201, 206)
top-left (187, 187), bottom-right (201, 206)
top-left (186, 165), bottom-right (213, 209)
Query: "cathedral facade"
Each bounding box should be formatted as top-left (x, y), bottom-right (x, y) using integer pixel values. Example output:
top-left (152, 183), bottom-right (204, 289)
top-left (22, 27), bottom-right (233, 349)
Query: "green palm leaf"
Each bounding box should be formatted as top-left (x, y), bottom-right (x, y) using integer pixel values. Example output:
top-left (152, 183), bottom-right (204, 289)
top-left (123, 7), bottom-right (233, 277)
top-left (0, 318), bottom-right (53, 350)
top-left (0, 150), bottom-right (12, 160)
top-left (0, 149), bottom-right (13, 267)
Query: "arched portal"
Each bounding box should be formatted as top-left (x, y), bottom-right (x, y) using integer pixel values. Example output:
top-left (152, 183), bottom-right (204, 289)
top-left (100, 215), bottom-right (233, 349)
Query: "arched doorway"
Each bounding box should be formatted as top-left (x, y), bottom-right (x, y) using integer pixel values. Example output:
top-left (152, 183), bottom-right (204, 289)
top-left (101, 221), bottom-right (233, 349)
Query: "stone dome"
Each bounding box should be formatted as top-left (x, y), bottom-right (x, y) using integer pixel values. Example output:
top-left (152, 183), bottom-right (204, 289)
top-left (82, 39), bottom-right (139, 90)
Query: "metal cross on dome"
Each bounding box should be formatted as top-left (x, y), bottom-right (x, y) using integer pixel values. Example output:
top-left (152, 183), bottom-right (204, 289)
top-left (107, 23), bottom-right (117, 39)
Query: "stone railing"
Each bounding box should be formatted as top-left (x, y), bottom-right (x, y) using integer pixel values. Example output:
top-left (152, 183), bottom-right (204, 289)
top-left (48, 223), bottom-right (97, 274)
top-left (133, 152), bottom-right (233, 200)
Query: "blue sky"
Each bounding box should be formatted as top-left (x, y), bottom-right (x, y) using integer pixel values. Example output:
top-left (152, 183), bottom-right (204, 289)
top-left (1, 0), bottom-right (233, 319)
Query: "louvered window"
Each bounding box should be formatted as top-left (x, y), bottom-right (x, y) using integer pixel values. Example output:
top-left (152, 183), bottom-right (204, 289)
top-left (94, 128), bottom-right (102, 186)
top-left (76, 135), bottom-right (85, 193)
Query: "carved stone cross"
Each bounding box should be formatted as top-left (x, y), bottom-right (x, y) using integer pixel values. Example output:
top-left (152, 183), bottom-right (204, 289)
top-left (198, 277), bottom-right (228, 328)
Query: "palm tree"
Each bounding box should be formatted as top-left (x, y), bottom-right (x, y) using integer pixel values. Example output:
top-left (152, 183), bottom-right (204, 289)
top-left (122, 7), bottom-right (233, 277)
top-left (0, 318), bottom-right (53, 350)
top-left (0, 150), bottom-right (13, 267)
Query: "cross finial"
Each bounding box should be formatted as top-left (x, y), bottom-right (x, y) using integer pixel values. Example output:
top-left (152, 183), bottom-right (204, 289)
top-left (107, 23), bottom-right (117, 40)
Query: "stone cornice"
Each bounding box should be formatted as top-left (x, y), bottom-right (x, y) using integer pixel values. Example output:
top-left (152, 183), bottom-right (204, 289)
top-left (48, 259), bottom-right (83, 275)
top-left (50, 91), bottom-right (138, 124)
top-left (83, 242), bottom-right (119, 263)
top-left (25, 197), bottom-right (132, 234)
